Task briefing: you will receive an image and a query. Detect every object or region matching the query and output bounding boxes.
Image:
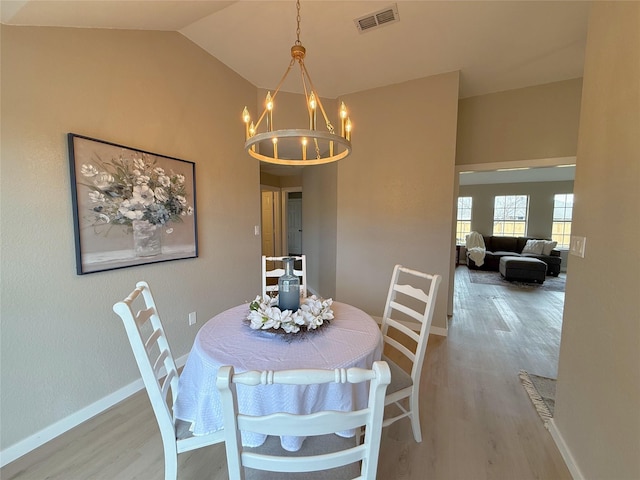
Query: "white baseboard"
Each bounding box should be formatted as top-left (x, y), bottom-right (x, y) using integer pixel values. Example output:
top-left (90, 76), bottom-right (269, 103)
top-left (0, 354), bottom-right (188, 468)
top-left (370, 316), bottom-right (448, 337)
top-left (429, 324), bottom-right (448, 337)
top-left (547, 418), bottom-right (584, 480)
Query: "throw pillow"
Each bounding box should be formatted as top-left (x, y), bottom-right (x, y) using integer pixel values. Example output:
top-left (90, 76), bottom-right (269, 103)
top-left (542, 240), bottom-right (558, 256)
top-left (522, 239), bottom-right (545, 255)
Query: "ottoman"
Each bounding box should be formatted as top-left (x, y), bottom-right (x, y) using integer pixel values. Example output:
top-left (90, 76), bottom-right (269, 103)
top-left (499, 256), bottom-right (547, 284)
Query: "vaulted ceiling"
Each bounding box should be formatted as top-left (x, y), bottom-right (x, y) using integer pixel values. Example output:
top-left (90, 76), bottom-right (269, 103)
top-left (2, 1), bottom-right (590, 99)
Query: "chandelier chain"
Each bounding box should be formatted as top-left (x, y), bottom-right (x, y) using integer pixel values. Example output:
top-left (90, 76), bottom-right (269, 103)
top-left (295, 0), bottom-right (301, 46)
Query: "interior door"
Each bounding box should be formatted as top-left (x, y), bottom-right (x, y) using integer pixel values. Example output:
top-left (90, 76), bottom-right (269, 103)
top-left (287, 196), bottom-right (302, 255)
top-left (261, 191), bottom-right (275, 256)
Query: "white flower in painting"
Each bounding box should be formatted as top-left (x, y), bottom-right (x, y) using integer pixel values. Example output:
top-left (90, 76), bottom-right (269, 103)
top-left (81, 164), bottom-right (99, 177)
top-left (154, 187), bottom-right (169, 202)
top-left (135, 175), bottom-right (150, 185)
top-left (88, 191), bottom-right (106, 203)
top-left (132, 185), bottom-right (155, 206)
top-left (80, 151), bottom-right (193, 232)
top-left (133, 157), bottom-right (145, 170)
top-left (158, 175), bottom-right (171, 188)
top-left (94, 172), bottom-right (114, 189)
top-left (123, 209), bottom-right (144, 220)
top-left (118, 199), bottom-right (144, 220)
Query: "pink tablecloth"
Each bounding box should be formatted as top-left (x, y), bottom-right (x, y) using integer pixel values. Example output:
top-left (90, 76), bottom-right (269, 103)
top-left (174, 301), bottom-right (382, 451)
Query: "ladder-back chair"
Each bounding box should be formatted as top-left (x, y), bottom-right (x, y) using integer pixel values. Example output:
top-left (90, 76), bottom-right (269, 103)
top-left (380, 265), bottom-right (441, 442)
top-left (113, 281), bottom-right (224, 480)
top-left (217, 361), bottom-right (390, 479)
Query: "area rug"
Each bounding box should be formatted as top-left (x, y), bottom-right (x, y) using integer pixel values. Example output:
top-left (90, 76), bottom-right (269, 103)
top-left (519, 370), bottom-right (556, 427)
top-left (467, 268), bottom-right (566, 292)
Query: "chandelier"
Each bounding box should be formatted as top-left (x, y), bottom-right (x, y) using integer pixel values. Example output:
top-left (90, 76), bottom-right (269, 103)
top-left (242, 0), bottom-right (352, 166)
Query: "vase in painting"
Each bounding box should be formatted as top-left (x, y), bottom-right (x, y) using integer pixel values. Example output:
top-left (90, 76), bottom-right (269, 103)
top-left (132, 219), bottom-right (162, 257)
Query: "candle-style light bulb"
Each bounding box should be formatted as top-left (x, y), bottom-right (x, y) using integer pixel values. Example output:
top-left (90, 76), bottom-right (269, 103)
top-left (272, 137), bottom-right (278, 158)
top-left (339, 102), bottom-right (348, 119)
top-left (242, 107), bottom-right (251, 139)
top-left (309, 92), bottom-right (317, 130)
top-left (249, 122), bottom-right (256, 150)
top-left (339, 102), bottom-right (348, 137)
top-left (266, 91), bottom-right (274, 132)
top-left (345, 117), bottom-right (352, 141)
top-left (302, 137), bottom-right (308, 161)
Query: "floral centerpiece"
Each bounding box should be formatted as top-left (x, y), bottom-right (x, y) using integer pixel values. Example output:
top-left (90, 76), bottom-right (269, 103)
top-left (80, 152), bottom-right (193, 256)
top-left (247, 295), bottom-right (334, 336)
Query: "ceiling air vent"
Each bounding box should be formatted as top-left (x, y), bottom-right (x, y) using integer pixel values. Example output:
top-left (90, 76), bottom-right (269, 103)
top-left (354, 3), bottom-right (400, 33)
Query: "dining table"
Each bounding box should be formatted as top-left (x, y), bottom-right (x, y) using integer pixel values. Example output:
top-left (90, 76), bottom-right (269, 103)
top-left (173, 300), bottom-right (383, 451)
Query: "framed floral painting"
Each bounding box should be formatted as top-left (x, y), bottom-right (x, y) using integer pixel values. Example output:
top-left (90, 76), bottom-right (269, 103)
top-left (68, 133), bottom-right (198, 274)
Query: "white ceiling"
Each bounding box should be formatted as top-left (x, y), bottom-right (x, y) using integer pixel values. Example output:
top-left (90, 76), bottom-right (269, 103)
top-left (459, 165), bottom-right (575, 185)
top-left (1, 0), bottom-right (590, 177)
top-left (1, 0), bottom-right (590, 99)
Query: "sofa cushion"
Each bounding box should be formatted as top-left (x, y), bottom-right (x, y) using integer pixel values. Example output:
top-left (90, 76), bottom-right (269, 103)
top-left (490, 236), bottom-right (518, 253)
top-left (522, 239), bottom-right (545, 254)
top-left (541, 240), bottom-right (558, 255)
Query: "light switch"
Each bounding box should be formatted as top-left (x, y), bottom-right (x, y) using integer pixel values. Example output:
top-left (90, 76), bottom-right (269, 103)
top-left (569, 235), bottom-right (586, 258)
top-left (254, 225), bottom-right (261, 236)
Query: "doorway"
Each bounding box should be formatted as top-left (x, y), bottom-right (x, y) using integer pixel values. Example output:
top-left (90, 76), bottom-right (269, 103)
top-left (287, 192), bottom-right (302, 255)
top-left (260, 186), bottom-right (302, 257)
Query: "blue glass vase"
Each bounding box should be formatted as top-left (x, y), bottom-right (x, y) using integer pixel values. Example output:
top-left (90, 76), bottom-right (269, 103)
top-left (278, 257), bottom-right (300, 311)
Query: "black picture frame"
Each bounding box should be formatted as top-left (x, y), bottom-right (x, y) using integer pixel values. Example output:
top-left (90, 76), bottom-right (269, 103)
top-left (68, 133), bottom-right (198, 274)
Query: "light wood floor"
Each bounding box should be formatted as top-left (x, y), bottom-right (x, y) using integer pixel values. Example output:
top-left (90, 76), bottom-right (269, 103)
top-left (2, 267), bottom-right (571, 480)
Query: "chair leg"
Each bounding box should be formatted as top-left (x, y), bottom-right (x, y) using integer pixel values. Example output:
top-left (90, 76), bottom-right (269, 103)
top-left (164, 451), bottom-right (178, 480)
top-left (409, 394), bottom-right (422, 443)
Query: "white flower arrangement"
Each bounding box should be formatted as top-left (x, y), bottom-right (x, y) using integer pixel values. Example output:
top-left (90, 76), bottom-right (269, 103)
top-left (247, 295), bottom-right (334, 335)
top-left (80, 152), bottom-right (193, 234)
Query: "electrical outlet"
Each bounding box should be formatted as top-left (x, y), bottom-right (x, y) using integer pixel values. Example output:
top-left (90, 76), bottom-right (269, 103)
top-left (188, 312), bottom-right (197, 326)
top-left (569, 235), bottom-right (586, 258)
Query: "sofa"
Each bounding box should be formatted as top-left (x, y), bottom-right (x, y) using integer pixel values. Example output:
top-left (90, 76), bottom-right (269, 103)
top-left (466, 235), bottom-right (561, 276)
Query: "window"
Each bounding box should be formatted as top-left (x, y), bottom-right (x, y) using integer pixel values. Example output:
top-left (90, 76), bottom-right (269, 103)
top-left (493, 195), bottom-right (529, 236)
top-left (552, 193), bottom-right (573, 248)
top-left (456, 196), bottom-right (472, 245)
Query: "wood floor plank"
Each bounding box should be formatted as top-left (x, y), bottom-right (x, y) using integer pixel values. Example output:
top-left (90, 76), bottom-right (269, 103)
top-left (2, 267), bottom-right (571, 479)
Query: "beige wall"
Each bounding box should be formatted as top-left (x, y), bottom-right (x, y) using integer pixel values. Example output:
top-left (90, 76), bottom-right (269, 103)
top-left (554, 3), bottom-right (640, 478)
top-left (0, 26), bottom-right (261, 450)
top-left (457, 78), bottom-right (582, 166)
top-left (259, 172), bottom-right (302, 188)
top-left (459, 180), bottom-right (574, 238)
top-left (330, 72), bottom-right (460, 330)
top-left (302, 163), bottom-right (338, 298)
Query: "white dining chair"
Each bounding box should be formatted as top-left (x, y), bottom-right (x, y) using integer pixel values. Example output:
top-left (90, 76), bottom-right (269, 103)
top-left (113, 281), bottom-right (224, 480)
top-left (261, 255), bottom-right (307, 298)
top-left (216, 361), bottom-right (391, 480)
top-left (380, 264), bottom-right (441, 443)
